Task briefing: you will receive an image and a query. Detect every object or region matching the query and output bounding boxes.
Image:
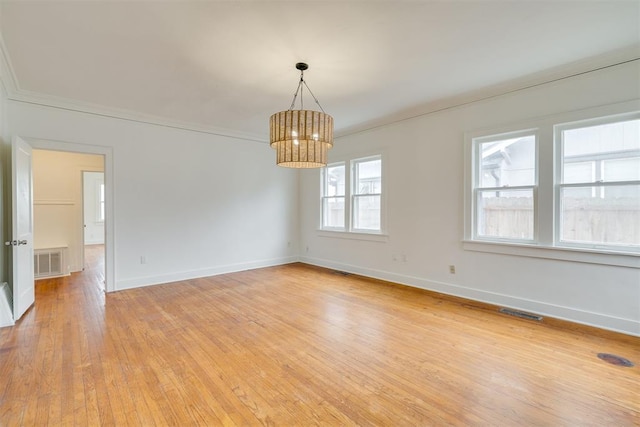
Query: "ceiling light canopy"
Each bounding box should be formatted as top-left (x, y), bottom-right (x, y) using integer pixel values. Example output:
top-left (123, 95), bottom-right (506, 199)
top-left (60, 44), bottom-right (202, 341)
top-left (270, 63), bottom-right (334, 168)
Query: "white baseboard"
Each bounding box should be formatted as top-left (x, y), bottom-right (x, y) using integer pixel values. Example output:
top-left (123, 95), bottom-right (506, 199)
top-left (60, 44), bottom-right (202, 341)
top-left (300, 256), bottom-right (640, 337)
top-left (0, 282), bottom-right (15, 328)
top-left (116, 256), bottom-right (299, 291)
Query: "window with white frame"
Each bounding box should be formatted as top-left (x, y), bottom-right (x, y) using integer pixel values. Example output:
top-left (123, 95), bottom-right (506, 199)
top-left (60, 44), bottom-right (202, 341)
top-left (96, 183), bottom-right (105, 223)
top-left (321, 154), bottom-right (383, 233)
top-left (465, 104), bottom-right (640, 261)
top-left (321, 162), bottom-right (346, 230)
top-left (472, 132), bottom-right (537, 241)
top-left (557, 117), bottom-right (640, 249)
top-left (352, 156), bottom-right (382, 231)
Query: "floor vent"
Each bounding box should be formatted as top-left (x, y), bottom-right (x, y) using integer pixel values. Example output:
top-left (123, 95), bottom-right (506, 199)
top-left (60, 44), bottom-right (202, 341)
top-left (499, 308), bottom-right (543, 322)
top-left (597, 353), bottom-right (634, 367)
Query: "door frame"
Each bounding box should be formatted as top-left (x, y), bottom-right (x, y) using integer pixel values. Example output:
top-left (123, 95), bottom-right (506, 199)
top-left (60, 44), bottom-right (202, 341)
top-left (24, 137), bottom-right (115, 292)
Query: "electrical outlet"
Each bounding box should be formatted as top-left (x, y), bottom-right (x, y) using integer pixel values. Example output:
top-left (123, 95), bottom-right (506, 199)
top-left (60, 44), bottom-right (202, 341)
top-left (141, 256), bottom-right (146, 265)
top-left (449, 265), bottom-right (456, 274)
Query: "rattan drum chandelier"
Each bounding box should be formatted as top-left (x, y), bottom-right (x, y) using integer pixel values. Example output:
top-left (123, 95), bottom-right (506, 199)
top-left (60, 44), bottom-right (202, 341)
top-left (269, 63), bottom-right (334, 168)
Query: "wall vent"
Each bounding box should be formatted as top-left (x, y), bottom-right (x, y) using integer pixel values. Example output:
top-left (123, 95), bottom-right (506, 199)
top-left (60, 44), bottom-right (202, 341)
top-left (34, 248), bottom-right (66, 279)
top-left (499, 307), bottom-right (543, 322)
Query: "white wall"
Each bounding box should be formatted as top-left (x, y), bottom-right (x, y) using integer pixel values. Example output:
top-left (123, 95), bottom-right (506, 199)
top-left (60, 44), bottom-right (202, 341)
top-left (300, 60), bottom-right (640, 336)
top-left (33, 150), bottom-right (104, 273)
top-left (83, 171), bottom-right (105, 245)
top-left (6, 103), bottom-right (299, 290)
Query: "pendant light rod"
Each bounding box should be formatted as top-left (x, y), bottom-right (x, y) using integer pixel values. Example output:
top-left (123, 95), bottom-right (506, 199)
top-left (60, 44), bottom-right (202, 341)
top-left (302, 80), bottom-right (326, 114)
top-left (288, 78), bottom-right (304, 111)
top-left (287, 63), bottom-right (326, 114)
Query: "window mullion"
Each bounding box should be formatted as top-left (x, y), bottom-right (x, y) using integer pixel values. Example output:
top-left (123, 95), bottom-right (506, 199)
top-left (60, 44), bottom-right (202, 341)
top-left (559, 180), bottom-right (640, 188)
top-left (476, 185), bottom-right (536, 192)
top-left (537, 126), bottom-right (553, 245)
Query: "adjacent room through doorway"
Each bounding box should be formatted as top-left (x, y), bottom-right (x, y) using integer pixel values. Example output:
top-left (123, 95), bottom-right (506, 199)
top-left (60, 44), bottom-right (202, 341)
top-left (32, 150), bottom-right (105, 289)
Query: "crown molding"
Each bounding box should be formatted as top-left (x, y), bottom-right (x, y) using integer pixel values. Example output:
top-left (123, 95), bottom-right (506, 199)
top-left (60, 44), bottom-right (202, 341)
top-left (335, 45), bottom-right (640, 139)
top-left (8, 89), bottom-right (268, 143)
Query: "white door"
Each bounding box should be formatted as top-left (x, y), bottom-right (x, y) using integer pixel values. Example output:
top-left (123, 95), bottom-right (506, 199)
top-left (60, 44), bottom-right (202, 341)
top-left (8, 136), bottom-right (34, 321)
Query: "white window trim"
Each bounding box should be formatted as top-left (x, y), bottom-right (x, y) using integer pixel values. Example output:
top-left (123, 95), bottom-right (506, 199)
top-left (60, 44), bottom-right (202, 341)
top-left (462, 240), bottom-right (639, 269)
top-left (464, 99), bottom-right (640, 268)
top-left (319, 152), bottom-right (386, 237)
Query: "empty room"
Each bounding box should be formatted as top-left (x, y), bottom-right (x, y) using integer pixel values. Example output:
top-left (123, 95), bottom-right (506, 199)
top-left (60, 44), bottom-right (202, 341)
top-left (0, 1), bottom-right (638, 425)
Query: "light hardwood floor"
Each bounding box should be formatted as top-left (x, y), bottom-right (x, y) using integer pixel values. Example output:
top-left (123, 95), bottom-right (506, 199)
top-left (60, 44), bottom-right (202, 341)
top-left (1, 249), bottom-right (638, 425)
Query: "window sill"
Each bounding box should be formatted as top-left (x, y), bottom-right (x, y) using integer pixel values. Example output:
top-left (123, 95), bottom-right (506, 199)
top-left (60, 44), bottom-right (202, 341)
top-left (317, 230), bottom-right (389, 243)
top-left (463, 240), bottom-right (639, 268)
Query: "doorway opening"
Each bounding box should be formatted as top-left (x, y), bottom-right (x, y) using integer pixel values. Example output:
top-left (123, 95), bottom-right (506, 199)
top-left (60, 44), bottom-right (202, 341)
top-left (33, 150), bottom-right (105, 288)
top-left (8, 136), bottom-right (113, 323)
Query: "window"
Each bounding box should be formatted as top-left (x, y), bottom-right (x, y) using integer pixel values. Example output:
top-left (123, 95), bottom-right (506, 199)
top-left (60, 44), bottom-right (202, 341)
top-left (321, 163), bottom-right (345, 230)
top-left (97, 183), bottom-right (105, 223)
top-left (557, 117), bottom-right (640, 250)
top-left (321, 154), bottom-right (383, 234)
top-left (473, 132), bottom-right (537, 241)
top-left (352, 157), bottom-right (382, 231)
top-left (465, 103), bottom-right (640, 262)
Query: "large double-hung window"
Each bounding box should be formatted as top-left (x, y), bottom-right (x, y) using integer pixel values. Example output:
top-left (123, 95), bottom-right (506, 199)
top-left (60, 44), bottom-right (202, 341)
top-left (557, 117), bottom-right (640, 249)
top-left (351, 156), bottom-right (382, 231)
top-left (466, 103), bottom-right (639, 264)
top-left (473, 131), bottom-right (537, 241)
top-left (321, 155), bottom-right (383, 234)
top-left (321, 163), bottom-right (346, 230)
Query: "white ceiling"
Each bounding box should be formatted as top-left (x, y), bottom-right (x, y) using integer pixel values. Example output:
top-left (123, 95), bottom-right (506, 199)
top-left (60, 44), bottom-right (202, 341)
top-left (1, 1), bottom-right (638, 141)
